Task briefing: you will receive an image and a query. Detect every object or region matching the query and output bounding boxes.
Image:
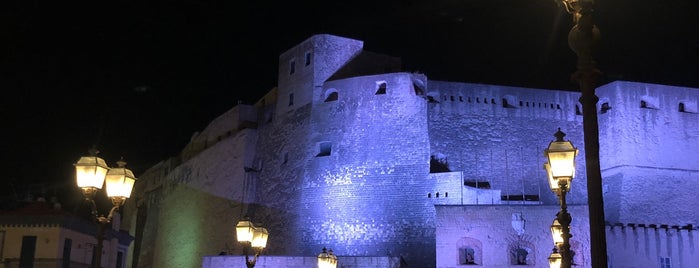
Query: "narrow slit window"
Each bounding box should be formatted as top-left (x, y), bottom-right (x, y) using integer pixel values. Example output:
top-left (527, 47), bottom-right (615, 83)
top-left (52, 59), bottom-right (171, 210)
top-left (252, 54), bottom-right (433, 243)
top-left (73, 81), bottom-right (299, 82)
top-left (305, 52), bottom-right (311, 66)
top-left (289, 60), bottom-right (296, 75)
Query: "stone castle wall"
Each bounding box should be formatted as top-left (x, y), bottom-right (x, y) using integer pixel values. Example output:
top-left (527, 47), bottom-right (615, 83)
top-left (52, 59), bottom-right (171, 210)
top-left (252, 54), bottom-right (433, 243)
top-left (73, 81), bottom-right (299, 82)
top-left (123, 34), bottom-right (699, 268)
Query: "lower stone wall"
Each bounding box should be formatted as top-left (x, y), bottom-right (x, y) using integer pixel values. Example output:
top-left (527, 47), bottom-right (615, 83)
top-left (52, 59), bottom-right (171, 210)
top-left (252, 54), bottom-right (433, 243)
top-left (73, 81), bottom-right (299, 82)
top-left (202, 256), bottom-right (403, 268)
top-left (607, 224), bottom-right (699, 268)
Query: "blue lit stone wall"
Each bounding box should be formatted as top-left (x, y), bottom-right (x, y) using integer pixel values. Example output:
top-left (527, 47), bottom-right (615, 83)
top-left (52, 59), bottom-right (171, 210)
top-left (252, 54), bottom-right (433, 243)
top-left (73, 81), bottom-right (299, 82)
top-left (298, 73), bottom-right (432, 266)
top-left (426, 81), bottom-right (587, 206)
top-left (597, 81), bottom-right (699, 226)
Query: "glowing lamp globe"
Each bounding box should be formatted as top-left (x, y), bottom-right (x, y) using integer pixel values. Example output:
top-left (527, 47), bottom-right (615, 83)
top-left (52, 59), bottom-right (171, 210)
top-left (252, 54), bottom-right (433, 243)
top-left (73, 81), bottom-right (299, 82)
top-left (251, 227), bottom-right (268, 249)
top-left (236, 219), bottom-right (255, 243)
top-left (74, 151), bottom-right (109, 196)
top-left (550, 218), bottom-right (564, 246)
top-left (105, 159), bottom-right (136, 206)
top-left (318, 247), bottom-right (337, 268)
top-left (545, 128), bottom-right (577, 189)
top-left (548, 249), bottom-right (562, 268)
top-left (544, 162), bottom-right (559, 192)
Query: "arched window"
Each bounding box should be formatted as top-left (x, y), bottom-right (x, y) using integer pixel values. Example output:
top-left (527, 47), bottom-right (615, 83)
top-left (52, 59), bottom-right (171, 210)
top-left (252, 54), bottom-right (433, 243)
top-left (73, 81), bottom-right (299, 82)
top-left (324, 89), bottom-right (339, 102)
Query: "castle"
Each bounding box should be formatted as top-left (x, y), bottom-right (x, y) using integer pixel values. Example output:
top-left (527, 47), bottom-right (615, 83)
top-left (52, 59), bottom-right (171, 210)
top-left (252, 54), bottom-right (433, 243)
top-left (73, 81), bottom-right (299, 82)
top-left (122, 34), bottom-right (699, 267)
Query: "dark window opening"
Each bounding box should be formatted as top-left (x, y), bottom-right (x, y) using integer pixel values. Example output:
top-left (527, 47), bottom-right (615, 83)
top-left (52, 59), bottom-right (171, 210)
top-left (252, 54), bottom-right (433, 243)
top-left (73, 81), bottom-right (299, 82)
top-left (376, 83), bottom-right (387, 95)
top-left (459, 96), bottom-right (464, 102)
top-left (660, 257), bottom-right (671, 268)
top-left (20, 236), bottom-right (36, 268)
top-left (476, 97), bottom-right (480, 103)
top-left (317, 142), bottom-right (331, 157)
top-left (575, 104), bottom-right (582, 115)
top-left (62, 239), bottom-right (72, 268)
top-left (501, 194), bottom-right (540, 201)
top-left (491, 99), bottom-right (495, 104)
top-left (289, 60), bottom-right (296, 75)
top-left (601, 102), bottom-right (611, 113)
top-left (325, 92), bottom-right (338, 102)
top-left (289, 93), bottom-right (294, 106)
top-left (464, 180), bottom-right (491, 189)
top-left (427, 193), bottom-right (431, 198)
top-left (641, 100), bottom-right (648, 108)
top-left (445, 192), bottom-right (448, 197)
top-left (413, 84), bottom-right (424, 95)
top-left (514, 248), bottom-right (528, 265)
top-left (459, 248), bottom-right (477, 265)
top-left (519, 101), bottom-right (523, 106)
top-left (502, 98), bottom-right (516, 108)
top-left (557, 104), bottom-right (561, 109)
top-left (283, 152), bottom-right (289, 164)
top-left (468, 97), bottom-right (472, 103)
top-left (116, 251), bottom-right (124, 268)
top-left (305, 52), bottom-right (311, 66)
top-left (427, 96), bottom-right (439, 103)
top-left (679, 102), bottom-right (686, 112)
top-left (436, 192), bottom-right (440, 198)
top-left (450, 96), bottom-right (455, 101)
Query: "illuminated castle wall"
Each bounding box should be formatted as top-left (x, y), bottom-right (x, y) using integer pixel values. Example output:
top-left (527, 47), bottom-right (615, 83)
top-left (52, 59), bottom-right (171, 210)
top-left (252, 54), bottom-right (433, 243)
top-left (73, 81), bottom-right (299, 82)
top-left (122, 34), bottom-right (699, 268)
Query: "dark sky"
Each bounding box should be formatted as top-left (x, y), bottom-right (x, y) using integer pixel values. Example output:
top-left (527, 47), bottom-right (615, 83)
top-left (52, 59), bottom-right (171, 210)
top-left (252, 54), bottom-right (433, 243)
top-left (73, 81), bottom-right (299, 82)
top-left (3, 0), bottom-right (698, 206)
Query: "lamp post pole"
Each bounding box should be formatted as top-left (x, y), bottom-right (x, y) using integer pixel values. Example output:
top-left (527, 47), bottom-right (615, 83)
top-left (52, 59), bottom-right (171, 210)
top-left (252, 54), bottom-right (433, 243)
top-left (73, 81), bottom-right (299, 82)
top-left (556, 0), bottom-right (608, 266)
top-left (545, 128), bottom-right (578, 268)
top-left (556, 181), bottom-right (573, 268)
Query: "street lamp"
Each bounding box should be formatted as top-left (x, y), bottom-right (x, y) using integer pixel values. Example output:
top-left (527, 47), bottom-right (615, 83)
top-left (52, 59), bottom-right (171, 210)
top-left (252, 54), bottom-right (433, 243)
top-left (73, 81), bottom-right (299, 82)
top-left (74, 149), bottom-right (136, 268)
top-left (548, 247), bottom-right (563, 268)
top-left (236, 218), bottom-right (268, 268)
top-left (317, 247), bottom-right (338, 268)
top-left (545, 128), bottom-right (577, 268)
top-left (554, 0), bottom-right (608, 266)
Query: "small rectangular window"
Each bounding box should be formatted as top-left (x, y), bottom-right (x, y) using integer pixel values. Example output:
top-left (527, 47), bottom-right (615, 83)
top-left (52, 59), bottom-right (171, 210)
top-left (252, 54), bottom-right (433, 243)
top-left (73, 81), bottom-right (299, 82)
top-left (660, 257), bottom-right (671, 268)
top-left (289, 60), bottom-right (296, 75)
top-left (317, 142), bottom-right (331, 157)
top-left (305, 52), bottom-right (311, 66)
top-left (289, 93), bottom-right (294, 106)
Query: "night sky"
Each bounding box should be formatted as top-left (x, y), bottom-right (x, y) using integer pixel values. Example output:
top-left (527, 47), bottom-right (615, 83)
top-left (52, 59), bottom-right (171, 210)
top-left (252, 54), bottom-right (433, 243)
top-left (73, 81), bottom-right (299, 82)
top-left (3, 0), bottom-right (698, 208)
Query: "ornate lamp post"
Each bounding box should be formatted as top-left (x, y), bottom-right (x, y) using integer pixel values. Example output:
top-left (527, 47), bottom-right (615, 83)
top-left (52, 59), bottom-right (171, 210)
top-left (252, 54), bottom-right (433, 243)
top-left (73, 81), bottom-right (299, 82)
top-left (75, 149), bottom-right (136, 268)
top-left (545, 128), bottom-right (578, 268)
top-left (235, 218), bottom-right (268, 268)
top-left (317, 247), bottom-right (338, 268)
top-left (555, 0), bottom-right (608, 266)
